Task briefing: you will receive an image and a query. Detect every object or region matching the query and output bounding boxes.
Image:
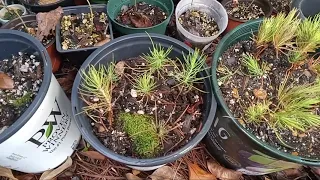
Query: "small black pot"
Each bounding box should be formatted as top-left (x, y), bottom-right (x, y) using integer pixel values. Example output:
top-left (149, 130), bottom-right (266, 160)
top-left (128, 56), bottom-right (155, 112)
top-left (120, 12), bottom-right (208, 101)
top-left (56, 4), bottom-right (114, 66)
top-left (71, 33), bottom-right (217, 170)
top-left (291, 0), bottom-right (320, 19)
top-left (19, 0), bottom-right (75, 13)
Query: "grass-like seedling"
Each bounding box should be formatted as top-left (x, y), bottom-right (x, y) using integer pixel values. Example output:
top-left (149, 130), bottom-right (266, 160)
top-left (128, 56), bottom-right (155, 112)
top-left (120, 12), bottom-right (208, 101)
top-left (296, 14), bottom-right (320, 53)
top-left (80, 63), bottom-right (118, 126)
top-left (255, 18), bottom-right (275, 47)
top-left (133, 72), bottom-right (157, 96)
top-left (272, 10), bottom-right (300, 55)
top-left (242, 53), bottom-right (265, 76)
top-left (143, 39), bottom-right (173, 71)
top-left (12, 92), bottom-right (32, 108)
top-left (274, 79), bottom-right (320, 132)
top-left (245, 101), bottom-right (271, 123)
top-left (174, 49), bottom-right (208, 91)
top-left (119, 112), bottom-right (160, 157)
top-left (309, 56), bottom-right (320, 74)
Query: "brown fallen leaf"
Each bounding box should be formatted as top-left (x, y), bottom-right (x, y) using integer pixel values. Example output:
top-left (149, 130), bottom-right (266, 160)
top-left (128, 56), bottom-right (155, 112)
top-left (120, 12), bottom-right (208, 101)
top-left (129, 12), bottom-right (152, 28)
top-left (39, 156), bottom-right (72, 180)
top-left (16, 173), bottom-right (35, 180)
top-left (0, 167), bottom-right (18, 180)
top-left (149, 166), bottom-right (184, 180)
top-left (115, 61), bottom-right (125, 76)
top-left (80, 150), bottom-right (106, 161)
top-left (94, 38), bottom-right (111, 47)
top-left (188, 163), bottom-right (217, 180)
top-left (132, 169), bottom-right (140, 176)
top-left (207, 161), bottom-right (242, 180)
top-left (291, 152), bottom-right (299, 156)
top-left (36, 7), bottom-right (64, 41)
top-left (232, 88), bottom-right (240, 99)
top-left (126, 173), bottom-right (142, 180)
top-left (0, 72), bottom-right (14, 90)
top-left (253, 88), bottom-right (267, 100)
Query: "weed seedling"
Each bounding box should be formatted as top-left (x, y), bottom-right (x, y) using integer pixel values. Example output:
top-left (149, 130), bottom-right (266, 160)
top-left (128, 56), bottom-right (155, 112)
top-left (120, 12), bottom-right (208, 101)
top-left (12, 92), bottom-right (32, 108)
top-left (119, 112), bottom-right (160, 157)
top-left (174, 49), bottom-right (208, 91)
top-left (133, 72), bottom-right (157, 96)
top-left (245, 101), bottom-right (270, 123)
top-left (242, 53), bottom-right (265, 76)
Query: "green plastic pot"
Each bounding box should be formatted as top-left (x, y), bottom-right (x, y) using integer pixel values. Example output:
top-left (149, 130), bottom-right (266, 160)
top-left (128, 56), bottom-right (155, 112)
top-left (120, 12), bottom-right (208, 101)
top-left (205, 19), bottom-right (320, 175)
top-left (107, 0), bottom-right (174, 35)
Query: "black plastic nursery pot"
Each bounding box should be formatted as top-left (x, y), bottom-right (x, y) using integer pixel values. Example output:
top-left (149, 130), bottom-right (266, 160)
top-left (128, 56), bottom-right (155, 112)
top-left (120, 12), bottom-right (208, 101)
top-left (55, 4), bottom-right (114, 65)
top-left (107, 0), bottom-right (174, 35)
top-left (71, 33), bottom-right (217, 169)
top-left (205, 19), bottom-right (320, 176)
top-left (1, 15), bottom-right (61, 73)
top-left (291, 0), bottom-right (320, 20)
top-left (19, 0), bottom-right (75, 13)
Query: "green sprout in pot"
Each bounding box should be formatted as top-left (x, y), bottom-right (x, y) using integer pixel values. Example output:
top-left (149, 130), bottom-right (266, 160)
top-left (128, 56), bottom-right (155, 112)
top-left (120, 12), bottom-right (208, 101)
top-left (143, 41), bottom-right (173, 72)
top-left (241, 53), bottom-right (267, 77)
top-left (119, 112), bottom-right (160, 157)
top-left (133, 72), bottom-right (157, 96)
top-left (245, 101), bottom-right (271, 123)
top-left (12, 92), bottom-right (32, 108)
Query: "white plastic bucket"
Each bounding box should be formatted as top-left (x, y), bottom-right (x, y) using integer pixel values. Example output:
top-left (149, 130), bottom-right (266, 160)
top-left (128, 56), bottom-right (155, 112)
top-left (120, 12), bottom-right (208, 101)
top-left (175, 0), bottom-right (228, 48)
top-left (0, 30), bottom-right (81, 173)
top-left (0, 4), bottom-right (27, 24)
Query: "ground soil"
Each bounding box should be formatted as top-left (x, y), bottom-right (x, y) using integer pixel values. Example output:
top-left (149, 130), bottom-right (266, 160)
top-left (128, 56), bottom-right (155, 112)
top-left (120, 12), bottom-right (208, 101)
top-left (116, 2), bottom-right (167, 28)
top-left (225, 1), bottom-right (265, 21)
top-left (18, 21), bottom-right (54, 47)
top-left (178, 9), bottom-right (220, 37)
top-left (217, 40), bottom-right (320, 159)
top-left (0, 52), bottom-right (43, 133)
top-left (83, 57), bottom-right (205, 158)
top-left (60, 12), bottom-right (110, 50)
top-left (269, 0), bottom-right (291, 14)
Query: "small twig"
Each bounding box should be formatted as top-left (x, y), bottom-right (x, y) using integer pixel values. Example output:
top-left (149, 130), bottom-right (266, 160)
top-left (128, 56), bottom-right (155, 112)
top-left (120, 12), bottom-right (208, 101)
top-left (173, 105), bottom-right (189, 125)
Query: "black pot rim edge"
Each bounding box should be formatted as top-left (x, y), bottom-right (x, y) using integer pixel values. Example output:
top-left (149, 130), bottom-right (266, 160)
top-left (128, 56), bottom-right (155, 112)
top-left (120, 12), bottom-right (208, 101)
top-left (106, 0), bottom-right (174, 31)
top-left (0, 29), bottom-right (52, 144)
top-left (19, 0), bottom-right (66, 8)
top-left (71, 33), bottom-right (217, 166)
top-left (211, 18), bottom-right (320, 166)
top-left (221, 0), bottom-right (273, 23)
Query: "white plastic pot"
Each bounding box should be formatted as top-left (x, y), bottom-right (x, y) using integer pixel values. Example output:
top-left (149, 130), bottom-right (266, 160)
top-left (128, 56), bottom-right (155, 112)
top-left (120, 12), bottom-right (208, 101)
top-left (0, 4), bottom-right (27, 24)
top-left (175, 0), bottom-right (228, 48)
top-left (0, 30), bottom-right (81, 173)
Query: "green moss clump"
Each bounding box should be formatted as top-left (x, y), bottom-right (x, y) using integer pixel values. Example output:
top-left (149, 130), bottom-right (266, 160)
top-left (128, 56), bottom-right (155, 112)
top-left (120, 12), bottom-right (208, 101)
top-left (119, 112), bottom-right (160, 157)
top-left (12, 92), bottom-right (32, 108)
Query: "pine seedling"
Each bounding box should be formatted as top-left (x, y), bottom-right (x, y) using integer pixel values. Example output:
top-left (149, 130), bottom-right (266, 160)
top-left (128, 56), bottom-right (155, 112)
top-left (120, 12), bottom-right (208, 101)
top-left (133, 72), bottom-right (157, 96)
top-left (288, 50), bottom-right (308, 63)
top-left (245, 101), bottom-right (271, 123)
top-left (143, 40), bottom-right (173, 71)
top-left (309, 56), bottom-right (320, 74)
top-left (80, 63), bottom-right (118, 126)
top-left (12, 92), bottom-right (32, 108)
top-left (295, 14), bottom-right (320, 55)
top-left (119, 113), bottom-right (160, 157)
top-left (272, 10), bottom-right (300, 55)
top-left (174, 49), bottom-right (208, 91)
top-left (255, 17), bottom-right (275, 47)
top-left (242, 53), bottom-right (265, 76)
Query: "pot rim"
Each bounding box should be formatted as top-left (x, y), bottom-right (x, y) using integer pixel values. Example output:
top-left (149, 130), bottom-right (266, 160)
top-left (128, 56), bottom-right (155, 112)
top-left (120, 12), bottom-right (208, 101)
top-left (0, 4), bottom-right (27, 21)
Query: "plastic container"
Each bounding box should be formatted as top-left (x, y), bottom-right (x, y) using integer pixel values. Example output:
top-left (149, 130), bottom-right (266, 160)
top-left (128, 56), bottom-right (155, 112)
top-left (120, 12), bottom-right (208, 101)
top-left (56, 4), bottom-right (113, 65)
top-left (107, 0), bottom-right (174, 35)
top-left (221, 0), bottom-right (272, 33)
top-left (175, 0), bottom-right (228, 48)
top-left (0, 4), bottom-right (27, 24)
top-left (1, 15), bottom-right (61, 72)
top-left (205, 19), bottom-right (320, 176)
top-left (90, 0), bottom-right (107, 4)
top-left (71, 33), bottom-right (217, 171)
top-left (0, 29), bottom-right (81, 173)
top-left (19, 0), bottom-right (75, 13)
top-left (291, 0), bottom-right (320, 20)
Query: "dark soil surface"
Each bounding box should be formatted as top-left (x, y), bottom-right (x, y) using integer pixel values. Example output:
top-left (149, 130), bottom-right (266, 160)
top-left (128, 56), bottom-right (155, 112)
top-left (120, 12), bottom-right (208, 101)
top-left (269, 0), bottom-right (291, 14)
top-left (225, 1), bottom-right (265, 20)
top-left (217, 40), bottom-right (320, 159)
top-left (0, 52), bottom-right (43, 133)
top-left (18, 21), bottom-right (54, 47)
top-left (116, 2), bottom-right (167, 28)
top-left (178, 9), bottom-right (219, 37)
top-left (60, 12), bottom-right (110, 50)
top-left (84, 58), bottom-right (205, 158)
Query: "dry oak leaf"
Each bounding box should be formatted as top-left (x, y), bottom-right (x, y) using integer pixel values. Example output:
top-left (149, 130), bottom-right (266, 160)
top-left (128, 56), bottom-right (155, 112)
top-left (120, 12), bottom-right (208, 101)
top-left (253, 88), bottom-right (267, 100)
top-left (129, 12), bottom-right (152, 28)
top-left (36, 7), bottom-right (63, 41)
top-left (115, 61), bottom-right (125, 76)
top-left (232, 88), bottom-right (240, 99)
top-left (207, 161), bottom-right (242, 180)
top-left (94, 37), bottom-right (111, 47)
top-left (149, 166), bottom-right (184, 180)
top-left (126, 173), bottom-right (142, 180)
top-left (0, 72), bottom-right (14, 90)
top-left (0, 166), bottom-right (18, 180)
top-left (40, 156), bottom-right (72, 180)
top-left (188, 163), bottom-right (217, 180)
top-left (80, 150), bottom-right (106, 161)
top-left (132, 169), bottom-right (141, 176)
